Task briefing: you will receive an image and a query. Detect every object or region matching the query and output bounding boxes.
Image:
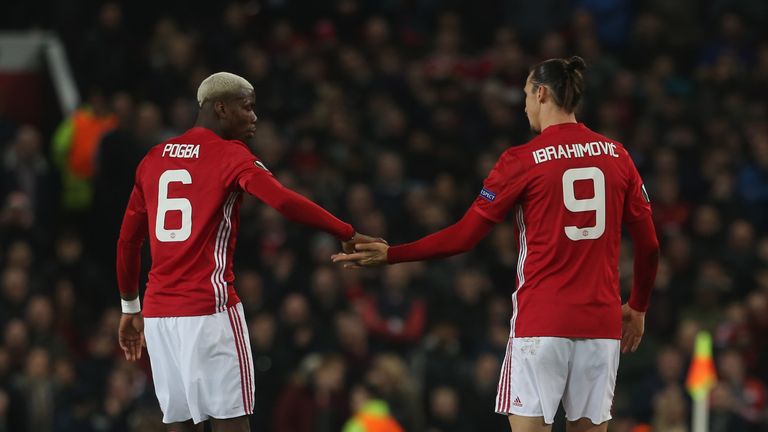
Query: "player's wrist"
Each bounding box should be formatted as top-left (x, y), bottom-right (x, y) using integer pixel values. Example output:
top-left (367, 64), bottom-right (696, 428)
top-left (339, 227), bottom-right (356, 243)
top-left (121, 297), bottom-right (142, 314)
top-left (626, 299), bottom-right (647, 314)
top-left (386, 245), bottom-right (399, 264)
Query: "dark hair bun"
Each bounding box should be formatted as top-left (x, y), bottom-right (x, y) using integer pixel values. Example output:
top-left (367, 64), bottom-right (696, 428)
top-left (565, 56), bottom-right (586, 72)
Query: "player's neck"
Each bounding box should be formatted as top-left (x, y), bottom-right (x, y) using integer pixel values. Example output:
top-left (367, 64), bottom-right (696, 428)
top-left (538, 109), bottom-right (577, 132)
top-left (194, 116), bottom-right (225, 139)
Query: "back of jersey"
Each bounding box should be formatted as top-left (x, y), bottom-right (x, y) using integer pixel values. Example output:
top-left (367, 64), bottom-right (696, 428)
top-left (471, 123), bottom-right (650, 339)
top-left (135, 127), bottom-right (249, 317)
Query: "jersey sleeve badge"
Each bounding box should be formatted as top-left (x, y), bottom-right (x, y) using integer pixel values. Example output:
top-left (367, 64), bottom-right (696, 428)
top-left (479, 187), bottom-right (497, 202)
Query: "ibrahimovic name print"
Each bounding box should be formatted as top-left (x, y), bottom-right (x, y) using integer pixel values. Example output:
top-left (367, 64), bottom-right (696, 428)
top-left (532, 141), bottom-right (619, 164)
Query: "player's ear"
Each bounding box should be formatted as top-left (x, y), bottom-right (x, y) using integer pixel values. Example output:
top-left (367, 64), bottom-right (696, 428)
top-left (536, 85), bottom-right (547, 104)
top-left (214, 100), bottom-right (227, 118)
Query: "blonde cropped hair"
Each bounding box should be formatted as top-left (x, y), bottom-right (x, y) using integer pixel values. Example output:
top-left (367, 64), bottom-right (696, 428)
top-left (196, 72), bottom-right (253, 107)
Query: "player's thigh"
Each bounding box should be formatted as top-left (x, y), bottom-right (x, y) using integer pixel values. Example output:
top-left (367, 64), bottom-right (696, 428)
top-left (210, 415), bottom-right (250, 432)
top-left (566, 417), bottom-right (608, 432)
top-left (562, 339), bottom-right (619, 425)
top-left (178, 304), bottom-right (255, 421)
top-left (507, 414), bottom-right (552, 432)
top-left (144, 317), bottom-right (193, 423)
top-left (496, 337), bottom-right (571, 424)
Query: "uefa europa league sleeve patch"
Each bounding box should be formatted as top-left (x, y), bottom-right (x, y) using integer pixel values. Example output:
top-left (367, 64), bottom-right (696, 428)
top-left (479, 187), bottom-right (497, 202)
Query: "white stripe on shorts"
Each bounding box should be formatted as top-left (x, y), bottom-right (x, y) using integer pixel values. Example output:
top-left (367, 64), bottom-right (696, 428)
top-left (227, 306), bottom-right (253, 414)
top-left (495, 337), bottom-right (514, 413)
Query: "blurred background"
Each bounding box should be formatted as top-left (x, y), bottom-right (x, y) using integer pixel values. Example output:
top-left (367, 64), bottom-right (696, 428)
top-left (1, 0), bottom-right (767, 431)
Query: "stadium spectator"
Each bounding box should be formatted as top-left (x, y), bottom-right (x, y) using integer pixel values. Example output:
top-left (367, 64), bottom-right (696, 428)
top-left (0, 125), bottom-right (56, 230)
top-left (356, 265), bottom-right (426, 353)
top-left (427, 385), bottom-right (471, 432)
top-left (342, 381), bottom-right (403, 432)
top-left (630, 345), bottom-right (689, 424)
top-left (273, 354), bottom-right (348, 432)
top-left (710, 349), bottom-right (767, 432)
top-left (51, 89), bottom-right (117, 222)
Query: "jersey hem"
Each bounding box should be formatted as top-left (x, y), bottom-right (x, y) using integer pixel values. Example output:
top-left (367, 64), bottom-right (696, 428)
top-left (143, 298), bottom-right (242, 318)
top-left (511, 333), bottom-right (621, 340)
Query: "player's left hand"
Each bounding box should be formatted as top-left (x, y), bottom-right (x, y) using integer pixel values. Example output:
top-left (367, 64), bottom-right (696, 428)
top-left (341, 232), bottom-right (388, 254)
top-left (332, 242), bottom-right (389, 268)
top-left (620, 303), bottom-right (644, 354)
top-left (118, 313), bottom-right (145, 361)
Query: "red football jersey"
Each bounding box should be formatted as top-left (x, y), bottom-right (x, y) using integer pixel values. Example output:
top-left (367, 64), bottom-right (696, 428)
top-left (470, 123), bottom-right (651, 339)
top-left (117, 127), bottom-right (353, 317)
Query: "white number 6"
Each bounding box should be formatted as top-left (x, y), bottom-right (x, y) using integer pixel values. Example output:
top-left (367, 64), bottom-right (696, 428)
top-left (156, 169), bottom-right (192, 242)
top-left (562, 167), bottom-right (605, 241)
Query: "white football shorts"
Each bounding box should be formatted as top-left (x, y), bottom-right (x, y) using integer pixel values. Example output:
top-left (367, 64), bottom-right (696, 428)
top-left (144, 302), bottom-right (255, 424)
top-left (495, 336), bottom-right (619, 425)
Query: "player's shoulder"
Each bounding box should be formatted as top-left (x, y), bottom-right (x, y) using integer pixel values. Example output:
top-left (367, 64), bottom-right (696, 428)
top-left (501, 136), bottom-right (544, 170)
top-left (583, 126), bottom-right (628, 154)
top-left (487, 146), bottom-right (529, 179)
top-left (136, 141), bottom-right (165, 168)
top-left (143, 129), bottom-right (194, 157)
top-left (224, 138), bottom-right (254, 155)
top-left (577, 125), bottom-right (638, 169)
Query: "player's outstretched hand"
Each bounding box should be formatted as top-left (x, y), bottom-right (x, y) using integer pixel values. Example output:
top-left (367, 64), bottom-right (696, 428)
top-left (118, 313), bottom-right (145, 361)
top-left (620, 303), bottom-right (644, 354)
top-left (341, 232), bottom-right (388, 254)
top-left (332, 242), bottom-right (389, 268)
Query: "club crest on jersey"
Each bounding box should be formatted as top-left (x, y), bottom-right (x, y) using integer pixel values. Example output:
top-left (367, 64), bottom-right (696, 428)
top-left (479, 187), bottom-right (496, 202)
top-left (253, 160), bottom-right (270, 172)
top-left (641, 184), bottom-right (650, 203)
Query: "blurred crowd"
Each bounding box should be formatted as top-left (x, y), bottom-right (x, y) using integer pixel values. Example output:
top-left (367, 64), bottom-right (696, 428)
top-left (2, 0), bottom-right (768, 431)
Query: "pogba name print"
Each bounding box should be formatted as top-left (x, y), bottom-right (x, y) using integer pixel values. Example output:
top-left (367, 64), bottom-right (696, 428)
top-left (162, 143), bottom-right (200, 159)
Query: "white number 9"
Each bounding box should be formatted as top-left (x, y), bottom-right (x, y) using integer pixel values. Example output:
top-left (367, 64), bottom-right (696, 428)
top-left (562, 167), bottom-right (605, 241)
top-left (156, 169), bottom-right (192, 242)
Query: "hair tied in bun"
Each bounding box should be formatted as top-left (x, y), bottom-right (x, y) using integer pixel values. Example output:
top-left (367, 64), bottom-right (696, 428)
top-left (566, 56), bottom-right (586, 72)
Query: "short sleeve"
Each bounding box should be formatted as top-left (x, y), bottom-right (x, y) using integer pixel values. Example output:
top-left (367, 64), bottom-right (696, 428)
top-left (623, 159), bottom-right (652, 223)
top-left (221, 141), bottom-right (272, 189)
top-left (470, 151), bottom-right (527, 223)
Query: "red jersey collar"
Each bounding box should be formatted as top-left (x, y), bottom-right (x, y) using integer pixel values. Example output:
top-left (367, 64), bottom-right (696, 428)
top-left (186, 127), bottom-right (248, 148)
top-left (540, 122), bottom-right (585, 135)
top-left (187, 126), bottom-right (221, 140)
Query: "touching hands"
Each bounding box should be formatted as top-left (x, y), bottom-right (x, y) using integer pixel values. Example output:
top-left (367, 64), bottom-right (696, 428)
top-left (341, 232), bottom-right (388, 254)
top-left (620, 303), bottom-right (645, 354)
top-left (333, 234), bottom-right (390, 268)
